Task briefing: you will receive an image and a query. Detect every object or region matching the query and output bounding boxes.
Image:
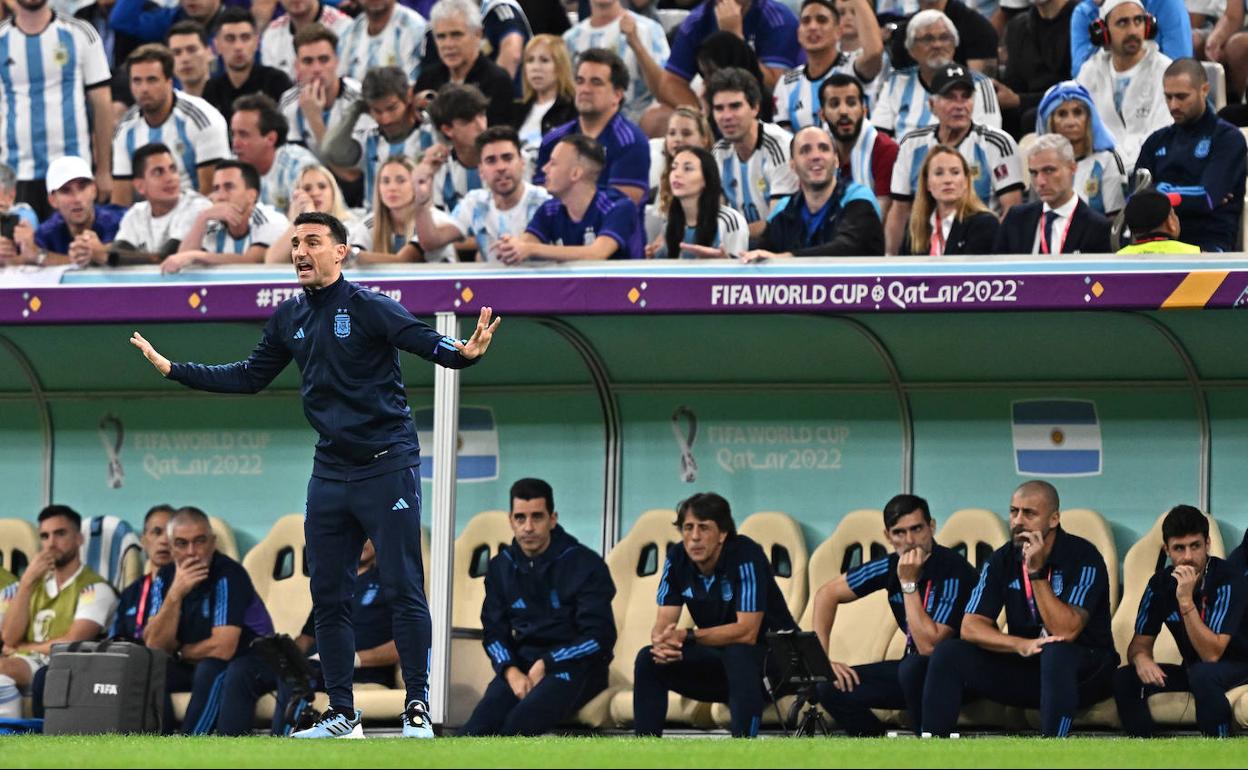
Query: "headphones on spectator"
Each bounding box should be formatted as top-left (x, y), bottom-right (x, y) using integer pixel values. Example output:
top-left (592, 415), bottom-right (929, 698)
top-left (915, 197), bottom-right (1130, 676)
top-left (1088, 11), bottom-right (1158, 48)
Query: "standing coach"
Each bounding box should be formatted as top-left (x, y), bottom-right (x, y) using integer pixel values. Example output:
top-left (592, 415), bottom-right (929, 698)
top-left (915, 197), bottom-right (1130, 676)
top-left (129, 211), bottom-right (500, 739)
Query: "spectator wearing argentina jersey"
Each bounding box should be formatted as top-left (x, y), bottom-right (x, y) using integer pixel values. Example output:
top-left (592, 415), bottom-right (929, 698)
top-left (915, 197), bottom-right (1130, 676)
top-left (835, 0), bottom-right (893, 107)
top-left (562, 0), bottom-right (669, 130)
top-left (164, 160), bottom-right (290, 272)
top-left (533, 49), bottom-right (650, 209)
top-left (1114, 505), bottom-right (1248, 738)
top-left (321, 67), bottom-right (439, 212)
top-left (112, 44), bottom-right (229, 207)
top-left (1036, 82), bottom-right (1127, 217)
top-left (230, 94), bottom-right (321, 214)
top-left (809, 495), bottom-right (976, 736)
top-left (657, 0), bottom-right (801, 111)
top-left (0, 0), bottom-right (114, 221)
top-left (652, 147), bottom-right (749, 259)
top-left (884, 64), bottom-right (1022, 255)
top-left (497, 134), bottom-right (644, 262)
top-left (426, 84), bottom-right (489, 213)
top-left (113, 144), bottom-right (213, 265)
top-left (633, 493), bottom-right (798, 739)
top-left (336, 0), bottom-right (428, 84)
top-left (707, 68), bottom-right (799, 242)
top-left (480, 0), bottom-right (533, 81)
top-left (278, 25), bottom-right (369, 166)
top-left (923, 481), bottom-right (1119, 738)
top-left (871, 10), bottom-right (1002, 140)
top-left (821, 74), bottom-right (899, 219)
top-left (415, 0), bottom-right (520, 128)
top-left (33, 156), bottom-right (129, 267)
top-left (350, 156), bottom-right (458, 262)
top-left (771, 0), bottom-right (883, 132)
top-left (412, 126), bottom-right (550, 261)
top-left (259, 0), bottom-right (351, 74)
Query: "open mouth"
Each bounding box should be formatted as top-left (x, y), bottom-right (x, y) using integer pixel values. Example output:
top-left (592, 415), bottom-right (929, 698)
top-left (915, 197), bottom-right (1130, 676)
top-left (295, 260), bottom-right (314, 278)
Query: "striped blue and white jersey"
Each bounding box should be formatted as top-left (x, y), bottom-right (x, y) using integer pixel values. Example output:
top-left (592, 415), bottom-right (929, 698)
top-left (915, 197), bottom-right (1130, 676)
top-left (353, 208), bottom-right (457, 261)
top-left (201, 202), bottom-right (290, 254)
top-left (280, 77), bottom-right (372, 156)
top-left (260, 3), bottom-right (352, 73)
top-left (337, 5), bottom-right (427, 84)
top-left (563, 12), bottom-right (670, 124)
top-left (480, 0), bottom-right (532, 57)
top-left (448, 182), bottom-right (551, 260)
top-left (872, 65), bottom-right (1002, 139)
top-left (890, 123), bottom-right (1023, 212)
top-left (353, 118), bottom-right (440, 210)
top-left (112, 91), bottom-right (229, 190)
top-left (670, 205), bottom-right (749, 258)
top-left (115, 190), bottom-right (211, 251)
top-left (712, 121), bottom-right (799, 224)
top-left (0, 13), bottom-right (112, 180)
top-left (432, 152), bottom-right (484, 212)
top-left (1075, 149), bottom-right (1127, 216)
top-left (259, 143), bottom-right (322, 213)
top-left (771, 55), bottom-right (861, 132)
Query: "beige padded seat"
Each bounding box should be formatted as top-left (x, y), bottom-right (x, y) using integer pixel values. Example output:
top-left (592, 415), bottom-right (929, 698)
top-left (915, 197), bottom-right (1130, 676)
top-left (242, 514), bottom-right (311, 638)
top-left (935, 508), bottom-right (1008, 572)
top-left (0, 518), bottom-right (38, 575)
top-left (738, 511), bottom-right (809, 621)
top-left (1061, 508), bottom-right (1120, 614)
top-left (210, 516), bottom-right (240, 561)
top-left (452, 511), bottom-right (512, 630)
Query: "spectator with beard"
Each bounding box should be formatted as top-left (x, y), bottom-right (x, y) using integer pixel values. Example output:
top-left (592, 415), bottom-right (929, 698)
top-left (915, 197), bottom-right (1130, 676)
top-left (820, 73), bottom-right (899, 220)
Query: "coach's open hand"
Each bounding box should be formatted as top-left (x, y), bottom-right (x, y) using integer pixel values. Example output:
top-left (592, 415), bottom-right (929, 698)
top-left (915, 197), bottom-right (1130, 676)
top-left (454, 307), bottom-right (502, 360)
top-left (130, 331), bottom-right (172, 376)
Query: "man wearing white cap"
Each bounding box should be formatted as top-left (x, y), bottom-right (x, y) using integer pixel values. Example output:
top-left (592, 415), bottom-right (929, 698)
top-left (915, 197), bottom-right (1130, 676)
top-left (28, 156), bottom-right (128, 267)
top-left (1075, 0), bottom-right (1172, 170)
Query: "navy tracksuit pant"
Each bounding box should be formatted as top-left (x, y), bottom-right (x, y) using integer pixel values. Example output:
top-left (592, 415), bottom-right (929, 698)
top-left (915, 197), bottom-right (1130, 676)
top-left (460, 659), bottom-right (609, 736)
top-left (817, 655), bottom-right (930, 735)
top-left (164, 655), bottom-right (238, 735)
top-left (1114, 660), bottom-right (1248, 737)
top-left (922, 639), bottom-right (1117, 736)
top-left (305, 465), bottom-right (430, 712)
top-left (633, 643), bottom-right (769, 737)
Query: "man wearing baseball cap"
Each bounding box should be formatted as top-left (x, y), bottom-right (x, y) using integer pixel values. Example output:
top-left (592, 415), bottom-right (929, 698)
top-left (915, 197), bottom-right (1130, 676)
top-left (1116, 188), bottom-right (1201, 253)
top-left (1074, 0), bottom-right (1173, 171)
top-left (30, 156), bottom-right (128, 268)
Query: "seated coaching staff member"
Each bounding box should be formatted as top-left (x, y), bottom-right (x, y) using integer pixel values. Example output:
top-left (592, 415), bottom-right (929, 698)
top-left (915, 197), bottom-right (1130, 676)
top-left (633, 492), bottom-right (797, 738)
top-left (810, 494), bottom-right (976, 735)
top-left (994, 134), bottom-right (1111, 255)
top-left (461, 478), bottom-right (616, 736)
top-left (922, 481), bottom-right (1118, 737)
top-left (1114, 505), bottom-right (1248, 737)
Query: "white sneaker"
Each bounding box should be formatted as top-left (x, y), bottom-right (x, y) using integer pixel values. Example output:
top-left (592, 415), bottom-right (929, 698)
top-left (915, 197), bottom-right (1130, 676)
top-left (290, 707), bottom-right (365, 739)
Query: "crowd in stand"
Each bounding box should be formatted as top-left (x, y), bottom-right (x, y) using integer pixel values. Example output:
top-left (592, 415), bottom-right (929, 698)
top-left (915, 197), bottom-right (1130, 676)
top-left (2, 481), bottom-right (1248, 738)
top-left (0, 0), bottom-right (1243, 271)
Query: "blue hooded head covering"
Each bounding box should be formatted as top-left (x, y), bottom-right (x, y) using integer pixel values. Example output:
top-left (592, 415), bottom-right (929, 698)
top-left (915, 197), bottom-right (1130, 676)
top-left (1035, 81), bottom-right (1118, 154)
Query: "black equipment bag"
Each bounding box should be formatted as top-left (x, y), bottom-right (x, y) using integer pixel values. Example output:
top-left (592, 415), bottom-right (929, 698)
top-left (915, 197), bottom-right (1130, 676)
top-left (42, 640), bottom-right (166, 735)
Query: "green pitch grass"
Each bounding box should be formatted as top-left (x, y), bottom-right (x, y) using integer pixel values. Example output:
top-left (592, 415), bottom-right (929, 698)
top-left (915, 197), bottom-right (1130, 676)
top-left (0, 735), bottom-right (1242, 768)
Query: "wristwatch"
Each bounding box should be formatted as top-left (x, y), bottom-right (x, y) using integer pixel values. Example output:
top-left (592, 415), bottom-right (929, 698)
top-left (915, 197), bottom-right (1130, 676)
top-left (901, 581), bottom-right (918, 594)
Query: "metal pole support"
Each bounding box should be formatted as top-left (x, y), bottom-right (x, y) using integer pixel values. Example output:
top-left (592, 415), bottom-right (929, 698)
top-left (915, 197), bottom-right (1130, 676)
top-left (428, 312), bottom-right (461, 725)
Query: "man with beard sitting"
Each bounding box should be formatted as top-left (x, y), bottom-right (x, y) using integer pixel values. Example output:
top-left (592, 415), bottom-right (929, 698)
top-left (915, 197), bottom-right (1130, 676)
top-left (820, 73), bottom-right (899, 221)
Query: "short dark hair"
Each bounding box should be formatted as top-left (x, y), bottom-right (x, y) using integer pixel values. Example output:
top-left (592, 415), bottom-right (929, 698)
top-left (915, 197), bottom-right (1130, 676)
top-left (217, 5), bottom-right (256, 30)
top-left (143, 504), bottom-right (176, 531)
top-left (232, 93), bottom-right (288, 146)
top-left (801, 0), bottom-right (840, 17)
top-left (166, 20), bottom-right (208, 45)
top-left (428, 83), bottom-right (489, 129)
top-left (126, 43), bottom-right (175, 80)
top-left (476, 125), bottom-right (522, 156)
top-left (38, 504), bottom-right (82, 530)
top-left (510, 478), bottom-right (554, 512)
top-left (214, 159), bottom-right (261, 191)
top-left (362, 66), bottom-right (411, 103)
top-left (293, 23), bottom-right (339, 55)
top-left (169, 505), bottom-right (211, 537)
top-left (675, 492), bottom-right (736, 538)
top-left (1162, 504), bottom-right (1209, 543)
top-left (133, 142), bottom-right (175, 177)
top-left (1014, 480), bottom-right (1060, 513)
top-left (705, 67), bottom-right (762, 109)
top-left (1165, 57), bottom-right (1207, 85)
top-left (577, 48), bottom-right (630, 92)
top-left (294, 211), bottom-right (349, 244)
top-left (883, 494), bottom-right (932, 529)
top-left (820, 73), bottom-right (866, 108)
top-left (558, 134), bottom-right (606, 176)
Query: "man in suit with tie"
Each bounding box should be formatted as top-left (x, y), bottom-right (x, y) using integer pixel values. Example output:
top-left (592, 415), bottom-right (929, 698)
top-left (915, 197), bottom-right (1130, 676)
top-left (994, 134), bottom-right (1112, 255)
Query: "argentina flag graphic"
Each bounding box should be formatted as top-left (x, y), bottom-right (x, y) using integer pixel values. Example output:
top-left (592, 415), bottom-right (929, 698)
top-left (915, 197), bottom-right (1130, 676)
top-left (1012, 400), bottom-right (1102, 477)
top-left (413, 406), bottom-right (500, 482)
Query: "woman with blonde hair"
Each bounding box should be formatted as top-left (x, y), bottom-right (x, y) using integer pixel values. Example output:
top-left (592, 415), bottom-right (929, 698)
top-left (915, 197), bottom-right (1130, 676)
top-left (1036, 81), bottom-right (1128, 217)
top-left (644, 106), bottom-right (715, 254)
top-left (349, 155), bottom-right (456, 263)
top-left (517, 35), bottom-right (577, 162)
top-left (903, 146), bottom-right (999, 256)
top-left (264, 165), bottom-right (355, 263)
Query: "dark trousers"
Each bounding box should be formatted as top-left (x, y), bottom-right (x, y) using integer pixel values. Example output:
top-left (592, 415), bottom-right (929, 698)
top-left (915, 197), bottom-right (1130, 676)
top-left (306, 466), bottom-right (430, 711)
top-left (460, 659), bottom-right (609, 736)
top-left (165, 656), bottom-right (235, 735)
top-left (817, 655), bottom-right (930, 736)
top-left (1114, 660), bottom-right (1248, 737)
top-left (922, 639), bottom-right (1118, 737)
top-left (217, 652), bottom-right (283, 736)
top-left (633, 643), bottom-right (768, 738)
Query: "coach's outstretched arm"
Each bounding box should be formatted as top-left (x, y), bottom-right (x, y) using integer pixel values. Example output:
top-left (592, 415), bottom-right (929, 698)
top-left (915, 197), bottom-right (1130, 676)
top-left (130, 323), bottom-right (294, 393)
top-left (374, 302), bottom-right (501, 369)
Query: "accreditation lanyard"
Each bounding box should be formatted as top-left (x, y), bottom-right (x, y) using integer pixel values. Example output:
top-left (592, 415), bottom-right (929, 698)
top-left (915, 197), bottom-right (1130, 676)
top-left (1021, 564), bottom-right (1052, 635)
top-left (930, 215), bottom-right (949, 256)
top-left (134, 573), bottom-right (154, 639)
top-left (904, 581), bottom-right (934, 652)
top-left (1038, 212), bottom-right (1074, 255)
